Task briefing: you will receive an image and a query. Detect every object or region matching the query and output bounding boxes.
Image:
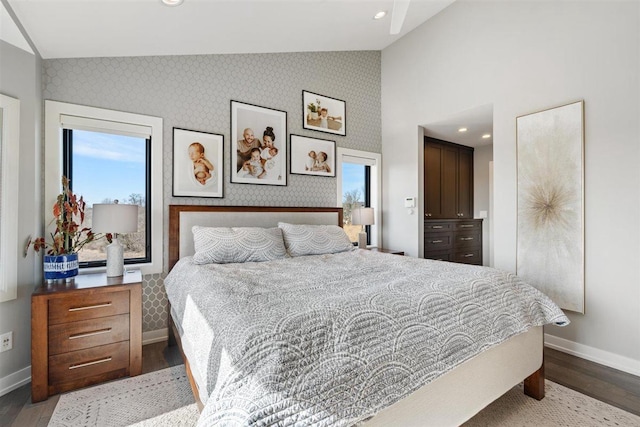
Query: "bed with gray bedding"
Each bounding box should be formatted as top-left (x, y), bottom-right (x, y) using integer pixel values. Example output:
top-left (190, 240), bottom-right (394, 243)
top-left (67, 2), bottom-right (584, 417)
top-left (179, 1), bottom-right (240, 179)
top-left (165, 248), bottom-right (568, 426)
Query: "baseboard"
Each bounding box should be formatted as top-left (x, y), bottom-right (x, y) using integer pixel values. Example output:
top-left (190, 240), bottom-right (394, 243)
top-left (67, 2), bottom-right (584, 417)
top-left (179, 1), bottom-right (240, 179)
top-left (545, 333), bottom-right (640, 377)
top-left (0, 365), bottom-right (31, 397)
top-left (143, 328), bottom-right (168, 345)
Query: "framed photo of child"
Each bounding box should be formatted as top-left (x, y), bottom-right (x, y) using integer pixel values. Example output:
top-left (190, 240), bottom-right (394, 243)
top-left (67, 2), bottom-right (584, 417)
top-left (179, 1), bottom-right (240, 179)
top-left (231, 100), bottom-right (288, 186)
top-left (290, 134), bottom-right (336, 177)
top-left (172, 127), bottom-right (224, 198)
top-left (302, 90), bottom-right (346, 136)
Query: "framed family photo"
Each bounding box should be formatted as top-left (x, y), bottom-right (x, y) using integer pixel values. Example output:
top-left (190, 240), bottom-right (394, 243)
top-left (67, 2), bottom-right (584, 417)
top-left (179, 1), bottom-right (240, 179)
top-left (231, 100), bottom-right (287, 186)
top-left (302, 90), bottom-right (346, 136)
top-left (290, 134), bottom-right (336, 177)
top-left (172, 127), bottom-right (224, 198)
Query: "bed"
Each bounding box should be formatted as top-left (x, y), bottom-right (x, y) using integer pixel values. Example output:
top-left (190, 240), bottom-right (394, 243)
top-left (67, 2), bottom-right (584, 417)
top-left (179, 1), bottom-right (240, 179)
top-left (165, 205), bottom-right (568, 426)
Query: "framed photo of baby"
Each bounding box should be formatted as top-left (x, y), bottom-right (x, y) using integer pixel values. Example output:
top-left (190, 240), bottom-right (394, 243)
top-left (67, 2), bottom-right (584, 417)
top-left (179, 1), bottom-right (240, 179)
top-left (290, 134), bottom-right (336, 177)
top-left (231, 100), bottom-right (287, 186)
top-left (302, 90), bottom-right (346, 136)
top-left (172, 127), bottom-right (224, 198)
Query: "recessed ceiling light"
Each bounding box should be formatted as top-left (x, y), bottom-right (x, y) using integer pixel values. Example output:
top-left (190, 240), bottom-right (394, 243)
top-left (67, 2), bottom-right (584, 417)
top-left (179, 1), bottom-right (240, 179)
top-left (373, 11), bottom-right (387, 20)
top-left (458, 127), bottom-right (467, 132)
top-left (482, 134), bottom-right (491, 139)
top-left (162, 0), bottom-right (183, 6)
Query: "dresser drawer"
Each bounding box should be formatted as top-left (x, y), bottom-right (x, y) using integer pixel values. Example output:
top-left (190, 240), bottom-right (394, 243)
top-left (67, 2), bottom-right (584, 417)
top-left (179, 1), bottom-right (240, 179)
top-left (49, 341), bottom-right (130, 384)
top-left (424, 222), bottom-right (454, 233)
top-left (48, 314), bottom-right (130, 355)
top-left (424, 233), bottom-right (452, 250)
top-left (424, 250), bottom-right (452, 262)
top-left (454, 232), bottom-right (481, 248)
top-left (455, 221), bottom-right (482, 232)
top-left (48, 290), bottom-right (130, 325)
top-left (453, 249), bottom-right (482, 264)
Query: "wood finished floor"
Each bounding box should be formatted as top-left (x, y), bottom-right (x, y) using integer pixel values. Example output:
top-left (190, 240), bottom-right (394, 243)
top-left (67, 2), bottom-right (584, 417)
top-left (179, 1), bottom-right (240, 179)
top-left (1, 344), bottom-right (638, 426)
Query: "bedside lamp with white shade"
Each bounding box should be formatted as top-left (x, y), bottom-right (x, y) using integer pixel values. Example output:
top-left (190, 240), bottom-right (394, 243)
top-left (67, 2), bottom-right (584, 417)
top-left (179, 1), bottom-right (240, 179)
top-left (351, 207), bottom-right (374, 249)
top-left (92, 201), bottom-right (138, 277)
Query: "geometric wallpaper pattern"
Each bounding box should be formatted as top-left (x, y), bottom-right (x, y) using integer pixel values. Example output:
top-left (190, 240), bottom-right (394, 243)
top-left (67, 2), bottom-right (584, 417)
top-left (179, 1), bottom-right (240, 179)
top-left (43, 50), bottom-right (381, 333)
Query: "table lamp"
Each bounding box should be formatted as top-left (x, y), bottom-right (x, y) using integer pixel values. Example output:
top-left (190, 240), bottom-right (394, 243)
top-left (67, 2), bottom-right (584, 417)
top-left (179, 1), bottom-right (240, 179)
top-left (351, 207), bottom-right (374, 249)
top-left (92, 201), bottom-right (138, 277)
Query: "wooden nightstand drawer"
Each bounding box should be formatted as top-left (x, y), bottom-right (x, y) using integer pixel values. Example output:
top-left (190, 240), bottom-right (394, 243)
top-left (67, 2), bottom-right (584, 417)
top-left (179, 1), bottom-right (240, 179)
top-left (32, 270), bottom-right (142, 402)
top-left (49, 341), bottom-right (130, 384)
top-left (48, 290), bottom-right (130, 325)
top-left (48, 314), bottom-right (130, 355)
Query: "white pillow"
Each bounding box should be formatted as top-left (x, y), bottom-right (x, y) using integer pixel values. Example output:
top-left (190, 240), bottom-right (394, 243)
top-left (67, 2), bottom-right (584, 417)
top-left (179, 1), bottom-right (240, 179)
top-left (192, 226), bottom-right (288, 264)
top-left (278, 222), bottom-right (355, 257)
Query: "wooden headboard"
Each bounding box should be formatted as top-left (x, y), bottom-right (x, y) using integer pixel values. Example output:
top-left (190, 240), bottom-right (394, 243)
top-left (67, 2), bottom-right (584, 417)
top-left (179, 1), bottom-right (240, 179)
top-left (168, 205), bottom-right (344, 270)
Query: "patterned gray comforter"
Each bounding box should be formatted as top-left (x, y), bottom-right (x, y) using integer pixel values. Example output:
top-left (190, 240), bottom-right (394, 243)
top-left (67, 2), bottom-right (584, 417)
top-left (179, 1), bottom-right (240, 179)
top-left (164, 250), bottom-right (568, 426)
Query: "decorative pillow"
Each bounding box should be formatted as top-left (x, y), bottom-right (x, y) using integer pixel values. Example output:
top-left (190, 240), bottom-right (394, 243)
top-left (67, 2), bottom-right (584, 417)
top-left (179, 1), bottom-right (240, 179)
top-left (278, 222), bottom-right (355, 257)
top-left (192, 226), bottom-right (288, 264)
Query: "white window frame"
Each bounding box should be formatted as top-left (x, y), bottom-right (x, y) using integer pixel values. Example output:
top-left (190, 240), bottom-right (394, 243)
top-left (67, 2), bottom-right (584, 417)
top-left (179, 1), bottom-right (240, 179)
top-left (336, 147), bottom-right (382, 248)
top-left (45, 100), bottom-right (163, 275)
top-left (0, 94), bottom-right (20, 302)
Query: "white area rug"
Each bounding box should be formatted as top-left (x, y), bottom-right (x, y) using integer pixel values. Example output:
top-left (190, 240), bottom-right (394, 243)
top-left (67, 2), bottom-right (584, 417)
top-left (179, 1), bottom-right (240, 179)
top-left (49, 365), bottom-right (640, 427)
top-left (48, 365), bottom-right (199, 427)
top-left (465, 381), bottom-right (640, 427)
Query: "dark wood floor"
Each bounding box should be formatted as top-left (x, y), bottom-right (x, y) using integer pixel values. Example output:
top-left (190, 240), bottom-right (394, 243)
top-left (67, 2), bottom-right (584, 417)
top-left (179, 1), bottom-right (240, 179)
top-left (1, 344), bottom-right (638, 426)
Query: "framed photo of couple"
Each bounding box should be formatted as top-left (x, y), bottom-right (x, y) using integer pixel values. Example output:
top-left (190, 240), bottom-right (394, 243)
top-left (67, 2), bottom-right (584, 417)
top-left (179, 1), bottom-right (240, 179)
top-left (302, 90), bottom-right (346, 136)
top-left (172, 127), bottom-right (224, 198)
top-left (231, 100), bottom-right (287, 186)
top-left (290, 134), bottom-right (336, 177)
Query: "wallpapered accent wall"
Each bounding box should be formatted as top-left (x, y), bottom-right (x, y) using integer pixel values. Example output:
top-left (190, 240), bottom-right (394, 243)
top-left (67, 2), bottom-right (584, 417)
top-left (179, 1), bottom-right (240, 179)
top-left (43, 50), bottom-right (382, 333)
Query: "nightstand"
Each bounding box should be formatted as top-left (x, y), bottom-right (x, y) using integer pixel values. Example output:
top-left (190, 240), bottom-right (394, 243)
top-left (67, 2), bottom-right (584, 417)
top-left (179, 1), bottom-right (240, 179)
top-left (31, 270), bottom-right (142, 402)
top-left (370, 247), bottom-right (405, 256)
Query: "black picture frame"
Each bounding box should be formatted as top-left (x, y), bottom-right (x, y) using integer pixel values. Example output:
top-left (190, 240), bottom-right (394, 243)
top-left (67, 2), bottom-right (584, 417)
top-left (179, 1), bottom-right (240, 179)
top-left (230, 100), bottom-right (288, 186)
top-left (302, 90), bottom-right (346, 136)
top-left (290, 134), bottom-right (336, 177)
top-left (172, 127), bottom-right (224, 198)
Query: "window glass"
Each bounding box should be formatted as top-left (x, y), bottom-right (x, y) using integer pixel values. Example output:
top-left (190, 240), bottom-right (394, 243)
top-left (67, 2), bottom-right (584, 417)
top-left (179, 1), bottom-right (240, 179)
top-left (65, 129), bottom-right (149, 266)
top-left (342, 162), bottom-right (370, 244)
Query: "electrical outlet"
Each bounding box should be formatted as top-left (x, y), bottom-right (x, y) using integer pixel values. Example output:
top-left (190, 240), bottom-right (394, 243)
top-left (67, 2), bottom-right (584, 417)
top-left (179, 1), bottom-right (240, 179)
top-left (0, 331), bottom-right (13, 353)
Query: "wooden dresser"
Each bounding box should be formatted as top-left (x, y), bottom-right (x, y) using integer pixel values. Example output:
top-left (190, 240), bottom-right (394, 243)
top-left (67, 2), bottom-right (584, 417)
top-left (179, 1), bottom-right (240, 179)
top-left (424, 219), bottom-right (483, 265)
top-left (31, 270), bottom-right (142, 402)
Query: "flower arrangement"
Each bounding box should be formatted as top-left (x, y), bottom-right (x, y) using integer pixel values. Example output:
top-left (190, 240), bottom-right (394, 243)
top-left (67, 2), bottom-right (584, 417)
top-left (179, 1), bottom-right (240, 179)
top-left (28, 176), bottom-right (111, 255)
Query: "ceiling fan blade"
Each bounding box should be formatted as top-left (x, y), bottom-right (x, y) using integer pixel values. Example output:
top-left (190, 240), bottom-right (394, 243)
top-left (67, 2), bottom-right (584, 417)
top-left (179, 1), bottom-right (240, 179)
top-left (390, 0), bottom-right (411, 35)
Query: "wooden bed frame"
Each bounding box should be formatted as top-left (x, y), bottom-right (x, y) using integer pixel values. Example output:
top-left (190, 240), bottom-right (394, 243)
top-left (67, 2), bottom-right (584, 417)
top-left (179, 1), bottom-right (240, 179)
top-left (166, 204), bottom-right (545, 424)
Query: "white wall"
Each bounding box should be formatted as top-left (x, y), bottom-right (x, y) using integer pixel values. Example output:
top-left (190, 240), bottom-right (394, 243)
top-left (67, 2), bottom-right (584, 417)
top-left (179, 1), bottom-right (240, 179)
top-left (381, 1), bottom-right (639, 372)
top-left (0, 40), bottom-right (42, 394)
top-left (474, 145), bottom-right (492, 266)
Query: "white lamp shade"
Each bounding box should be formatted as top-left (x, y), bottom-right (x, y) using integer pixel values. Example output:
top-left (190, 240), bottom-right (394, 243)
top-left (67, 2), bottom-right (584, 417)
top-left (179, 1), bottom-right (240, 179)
top-left (92, 203), bottom-right (139, 234)
top-left (351, 207), bottom-right (374, 226)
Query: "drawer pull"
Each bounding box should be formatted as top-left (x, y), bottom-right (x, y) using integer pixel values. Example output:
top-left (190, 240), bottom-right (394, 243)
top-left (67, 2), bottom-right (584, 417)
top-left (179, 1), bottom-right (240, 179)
top-left (460, 237), bottom-right (474, 241)
top-left (460, 225), bottom-right (474, 228)
top-left (69, 328), bottom-right (112, 340)
top-left (68, 302), bottom-right (112, 312)
top-left (464, 254), bottom-right (474, 257)
top-left (69, 357), bottom-right (112, 370)
top-left (431, 226), bottom-right (443, 229)
top-left (431, 240), bottom-right (443, 244)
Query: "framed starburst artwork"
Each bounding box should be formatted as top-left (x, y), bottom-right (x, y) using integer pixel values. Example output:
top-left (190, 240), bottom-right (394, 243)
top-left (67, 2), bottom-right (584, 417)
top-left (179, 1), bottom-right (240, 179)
top-left (516, 100), bottom-right (585, 313)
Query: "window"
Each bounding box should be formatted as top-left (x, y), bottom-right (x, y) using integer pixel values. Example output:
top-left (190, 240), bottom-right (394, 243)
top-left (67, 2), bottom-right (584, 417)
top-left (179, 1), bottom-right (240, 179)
top-left (336, 148), bottom-right (381, 247)
top-left (62, 128), bottom-right (150, 267)
top-left (45, 101), bottom-right (163, 275)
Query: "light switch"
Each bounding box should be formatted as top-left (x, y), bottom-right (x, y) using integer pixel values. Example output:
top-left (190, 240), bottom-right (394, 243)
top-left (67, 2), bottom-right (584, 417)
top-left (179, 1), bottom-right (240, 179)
top-left (404, 197), bottom-right (416, 208)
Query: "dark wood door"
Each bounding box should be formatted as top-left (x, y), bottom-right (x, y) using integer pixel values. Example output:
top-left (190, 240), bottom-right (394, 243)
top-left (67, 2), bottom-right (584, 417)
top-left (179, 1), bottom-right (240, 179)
top-left (424, 142), bottom-right (442, 218)
top-left (424, 137), bottom-right (474, 219)
top-left (457, 147), bottom-right (473, 218)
